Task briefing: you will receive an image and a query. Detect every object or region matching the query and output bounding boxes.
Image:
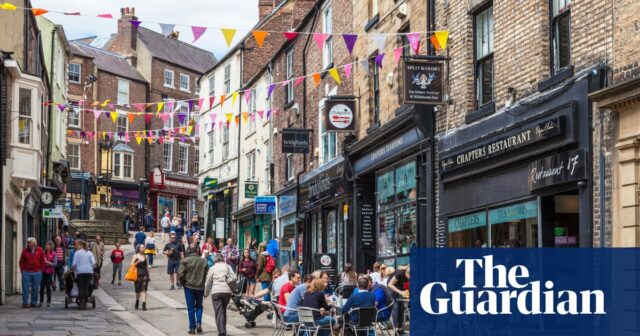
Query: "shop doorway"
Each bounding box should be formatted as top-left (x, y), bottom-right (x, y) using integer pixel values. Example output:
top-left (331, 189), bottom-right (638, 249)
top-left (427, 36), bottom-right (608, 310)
top-left (541, 192), bottom-right (579, 247)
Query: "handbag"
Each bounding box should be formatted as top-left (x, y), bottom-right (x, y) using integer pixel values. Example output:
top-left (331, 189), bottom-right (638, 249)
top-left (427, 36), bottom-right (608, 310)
top-left (124, 264), bottom-right (138, 282)
top-left (225, 265), bottom-right (237, 292)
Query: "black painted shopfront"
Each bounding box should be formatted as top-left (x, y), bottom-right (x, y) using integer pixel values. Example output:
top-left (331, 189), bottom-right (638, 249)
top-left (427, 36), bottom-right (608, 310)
top-left (346, 105), bottom-right (434, 272)
top-left (438, 69), bottom-right (602, 248)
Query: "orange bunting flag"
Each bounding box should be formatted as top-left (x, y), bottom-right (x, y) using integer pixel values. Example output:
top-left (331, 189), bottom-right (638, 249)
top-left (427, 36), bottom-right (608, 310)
top-left (328, 68), bottom-right (341, 85)
top-left (252, 31), bottom-right (268, 48)
top-left (234, 116), bottom-right (240, 125)
top-left (220, 95), bottom-right (226, 108)
top-left (147, 137), bottom-right (153, 144)
top-left (312, 73), bottom-right (321, 86)
top-left (221, 28), bottom-right (237, 48)
top-left (32, 8), bottom-right (48, 16)
top-left (241, 112), bottom-right (249, 124)
top-left (435, 31), bottom-right (449, 50)
top-left (127, 113), bottom-right (136, 124)
top-left (224, 113), bottom-right (233, 123)
top-left (110, 112), bottom-right (119, 124)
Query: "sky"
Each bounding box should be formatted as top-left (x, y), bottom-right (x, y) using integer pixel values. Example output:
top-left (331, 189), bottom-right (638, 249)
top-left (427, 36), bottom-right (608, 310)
top-left (32, 0), bottom-right (259, 58)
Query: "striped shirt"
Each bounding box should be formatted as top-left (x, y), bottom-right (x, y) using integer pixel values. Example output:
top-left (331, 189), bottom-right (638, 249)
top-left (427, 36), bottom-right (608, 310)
top-left (56, 246), bottom-right (64, 262)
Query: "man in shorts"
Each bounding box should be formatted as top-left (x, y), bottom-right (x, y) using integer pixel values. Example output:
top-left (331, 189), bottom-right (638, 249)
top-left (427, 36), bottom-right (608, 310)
top-left (160, 212), bottom-right (171, 242)
top-left (163, 233), bottom-right (185, 290)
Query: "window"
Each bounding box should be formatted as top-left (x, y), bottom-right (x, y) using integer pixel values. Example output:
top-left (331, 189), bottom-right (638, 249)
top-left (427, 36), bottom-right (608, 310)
top-left (194, 148), bottom-right (200, 174)
top-left (399, 26), bottom-right (414, 57)
top-left (322, 4), bottom-right (333, 68)
top-left (246, 151), bottom-right (256, 181)
top-left (18, 88), bottom-right (32, 144)
top-left (116, 115), bottom-right (128, 139)
top-left (164, 69), bottom-right (174, 87)
top-left (286, 153), bottom-right (294, 181)
top-left (222, 124), bottom-right (229, 160)
top-left (68, 143), bottom-right (80, 170)
top-left (551, 0), bottom-right (572, 73)
top-left (223, 64), bottom-right (231, 94)
top-left (178, 144), bottom-right (189, 174)
top-left (163, 98), bottom-right (174, 129)
top-left (474, 5), bottom-right (494, 108)
top-left (163, 143), bottom-right (173, 171)
top-left (117, 79), bottom-right (129, 105)
top-left (370, 54), bottom-right (380, 127)
top-left (368, 0), bottom-right (378, 20)
top-left (286, 50), bottom-right (294, 103)
top-left (68, 63), bottom-right (81, 83)
top-left (113, 152), bottom-right (133, 180)
top-left (208, 130), bottom-right (215, 165)
top-left (320, 101), bottom-right (336, 164)
top-left (68, 106), bottom-right (81, 128)
top-left (248, 91), bottom-right (256, 133)
top-left (180, 74), bottom-right (190, 92)
top-left (208, 75), bottom-right (216, 97)
top-left (177, 102), bottom-right (189, 128)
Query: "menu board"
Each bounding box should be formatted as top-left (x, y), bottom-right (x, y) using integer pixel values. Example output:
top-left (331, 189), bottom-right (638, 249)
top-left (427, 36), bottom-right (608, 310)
top-left (314, 253), bottom-right (336, 287)
top-left (361, 203), bottom-right (375, 249)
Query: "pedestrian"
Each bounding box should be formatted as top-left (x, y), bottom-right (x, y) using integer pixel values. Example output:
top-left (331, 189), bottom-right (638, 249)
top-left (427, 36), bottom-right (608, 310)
top-left (144, 231), bottom-right (158, 268)
top-left (179, 243), bottom-right (209, 334)
top-left (53, 236), bottom-right (65, 291)
top-left (239, 249), bottom-right (257, 295)
top-left (131, 245), bottom-right (149, 311)
top-left (72, 240), bottom-right (96, 310)
top-left (300, 279), bottom-right (336, 336)
top-left (370, 262), bottom-right (382, 284)
top-left (38, 241), bottom-right (56, 307)
top-left (340, 263), bottom-right (358, 287)
top-left (204, 254), bottom-right (236, 336)
top-left (203, 237), bottom-right (217, 256)
top-left (175, 217), bottom-right (186, 244)
top-left (145, 212), bottom-right (154, 233)
top-left (90, 235), bottom-right (105, 275)
top-left (188, 214), bottom-right (199, 241)
top-left (171, 214), bottom-right (179, 233)
top-left (19, 237), bottom-right (45, 308)
top-left (110, 242), bottom-right (125, 285)
top-left (256, 242), bottom-right (274, 301)
top-left (163, 232), bottom-right (185, 290)
top-left (387, 266), bottom-right (410, 334)
top-left (266, 237), bottom-right (280, 264)
top-left (134, 226), bottom-right (146, 252)
top-left (220, 238), bottom-right (239, 270)
top-left (248, 238), bottom-right (258, 260)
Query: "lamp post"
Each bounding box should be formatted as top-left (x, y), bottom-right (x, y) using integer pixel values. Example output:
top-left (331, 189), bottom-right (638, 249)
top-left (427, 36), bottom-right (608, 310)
top-left (98, 140), bottom-right (114, 207)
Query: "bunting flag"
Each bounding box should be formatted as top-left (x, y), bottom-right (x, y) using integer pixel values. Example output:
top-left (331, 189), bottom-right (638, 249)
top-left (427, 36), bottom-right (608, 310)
top-left (241, 112), bottom-right (249, 124)
top-left (266, 109), bottom-right (272, 120)
top-left (220, 95), bottom-right (226, 108)
top-left (375, 53), bottom-right (385, 68)
top-left (234, 116), bottom-right (240, 125)
top-left (127, 113), bottom-right (136, 124)
top-left (144, 113), bottom-right (152, 124)
top-left (435, 30), bottom-right (449, 50)
top-left (294, 77), bottom-right (305, 86)
top-left (360, 58), bottom-right (370, 74)
top-left (147, 137), bottom-right (153, 144)
top-left (129, 20), bottom-right (142, 28)
top-left (132, 103), bottom-right (146, 112)
top-left (191, 26), bottom-right (207, 43)
top-left (244, 90), bottom-right (252, 104)
top-left (209, 96), bottom-right (215, 109)
top-left (257, 110), bottom-right (264, 119)
top-left (159, 23), bottom-right (175, 36)
top-left (231, 91), bottom-right (239, 106)
top-left (313, 33), bottom-right (328, 51)
top-left (328, 68), bottom-right (341, 85)
top-left (97, 14), bottom-right (113, 19)
top-left (32, 8), bottom-right (48, 16)
top-left (197, 98), bottom-right (204, 111)
top-left (372, 34), bottom-right (386, 51)
top-left (209, 113), bottom-right (217, 123)
top-left (221, 28), bottom-right (237, 47)
top-left (166, 101), bottom-right (174, 113)
top-left (160, 113), bottom-right (170, 123)
top-left (252, 31), bottom-right (268, 48)
top-left (281, 80), bottom-right (289, 88)
top-left (188, 100), bottom-right (194, 112)
top-left (342, 34), bottom-right (358, 55)
top-left (93, 110), bottom-right (101, 120)
top-left (136, 135), bottom-right (142, 144)
top-left (344, 63), bottom-right (353, 79)
top-left (267, 84), bottom-right (276, 99)
top-left (312, 73), bottom-right (321, 86)
top-left (110, 111), bottom-right (119, 123)
top-left (157, 102), bottom-right (164, 114)
top-left (224, 113), bottom-right (233, 123)
top-left (100, 99), bottom-right (110, 107)
top-left (284, 32), bottom-right (298, 41)
top-left (430, 35), bottom-right (441, 51)
top-left (57, 104), bottom-right (66, 112)
top-left (178, 114), bottom-right (186, 124)
top-left (393, 47), bottom-right (403, 65)
top-left (0, 3), bottom-right (17, 10)
top-left (407, 32), bottom-right (421, 54)
top-left (187, 125), bottom-right (193, 135)
top-left (125, 134), bottom-right (131, 143)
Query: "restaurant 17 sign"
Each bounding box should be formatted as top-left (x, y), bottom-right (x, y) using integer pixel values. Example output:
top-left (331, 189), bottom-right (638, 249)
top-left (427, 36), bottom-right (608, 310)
top-left (403, 59), bottom-right (443, 104)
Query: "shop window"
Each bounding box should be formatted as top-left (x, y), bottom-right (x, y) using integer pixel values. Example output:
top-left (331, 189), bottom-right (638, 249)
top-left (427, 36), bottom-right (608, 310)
top-left (474, 5), bottom-right (494, 109)
top-left (448, 211), bottom-right (488, 248)
top-left (541, 193), bottom-right (579, 247)
top-left (551, 0), bottom-right (572, 73)
top-left (489, 200), bottom-right (539, 248)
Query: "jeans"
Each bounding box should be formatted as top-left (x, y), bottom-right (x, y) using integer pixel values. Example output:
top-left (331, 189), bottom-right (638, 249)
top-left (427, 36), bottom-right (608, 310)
top-left (283, 314), bottom-right (299, 323)
top-left (146, 254), bottom-right (154, 266)
top-left (112, 263), bottom-right (123, 281)
top-left (392, 296), bottom-right (405, 331)
top-left (260, 281), bottom-right (272, 302)
top-left (311, 316), bottom-right (336, 336)
top-left (54, 263), bottom-right (65, 289)
top-left (184, 288), bottom-right (204, 330)
top-left (21, 271), bottom-right (42, 305)
top-left (211, 293), bottom-right (231, 336)
top-left (40, 273), bottom-right (53, 304)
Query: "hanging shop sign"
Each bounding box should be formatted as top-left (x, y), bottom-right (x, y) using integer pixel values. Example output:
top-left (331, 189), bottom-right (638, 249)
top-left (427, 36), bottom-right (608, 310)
top-left (324, 98), bottom-right (356, 132)
top-left (244, 181), bottom-right (258, 198)
top-left (528, 149), bottom-right (587, 191)
top-left (255, 196), bottom-right (277, 214)
top-left (403, 59), bottom-right (444, 105)
top-left (282, 128), bottom-right (312, 154)
top-left (440, 117), bottom-right (564, 173)
top-left (360, 203), bottom-right (375, 249)
top-left (202, 177), bottom-right (218, 190)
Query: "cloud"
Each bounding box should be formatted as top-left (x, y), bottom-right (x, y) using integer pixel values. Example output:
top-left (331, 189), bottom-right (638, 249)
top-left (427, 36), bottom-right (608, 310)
top-left (32, 0), bottom-right (258, 58)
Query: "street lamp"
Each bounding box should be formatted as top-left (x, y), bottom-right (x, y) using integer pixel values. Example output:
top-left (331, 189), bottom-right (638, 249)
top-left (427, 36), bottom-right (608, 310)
top-left (98, 140), bottom-right (114, 207)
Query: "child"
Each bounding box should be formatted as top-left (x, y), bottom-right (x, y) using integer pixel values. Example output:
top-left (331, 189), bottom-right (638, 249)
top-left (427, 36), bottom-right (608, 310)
top-left (110, 243), bottom-right (125, 285)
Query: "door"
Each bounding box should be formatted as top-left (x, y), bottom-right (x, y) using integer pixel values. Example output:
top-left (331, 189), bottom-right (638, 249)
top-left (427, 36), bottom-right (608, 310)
top-left (5, 216), bottom-right (16, 296)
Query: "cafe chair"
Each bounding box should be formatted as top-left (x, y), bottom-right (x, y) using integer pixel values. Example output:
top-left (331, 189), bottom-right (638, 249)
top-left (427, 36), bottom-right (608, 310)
top-left (336, 285), bottom-right (357, 299)
top-left (297, 307), bottom-right (334, 336)
top-left (375, 301), bottom-right (398, 336)
top-left (272, 302), bottom-right (301, 336)
top-left (342, 306), bottom-right (378, 336)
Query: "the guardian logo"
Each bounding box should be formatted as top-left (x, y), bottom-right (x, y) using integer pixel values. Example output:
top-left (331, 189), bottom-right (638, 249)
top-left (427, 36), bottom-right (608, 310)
top-left (420, 255), bottom-right (606, 315)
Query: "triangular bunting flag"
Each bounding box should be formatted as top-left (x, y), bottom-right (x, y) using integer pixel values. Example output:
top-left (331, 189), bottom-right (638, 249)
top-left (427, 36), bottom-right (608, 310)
top-left (147, 137), bottom-right (153, 145)
top-left (191, 26), bottom-right (207, 43)
top-left (188, 100), bottom-right (194, 112)
top-left (375, 54), bottom-right (385, 68)
top-left (32, 8), bottom-right (48, 16)
top-left (187, 125), bottom-right (193, 135)
top-left (231, 91), bottom-right (239, 106)
top-left (110, 112), bottom-right (119, 123)
top-left (220, 95), bottom-right (226, 108)
top-left (312, 73), bottom-right (321, 86)
top-left (267, 84), bottom-right (276, 99)
top-left (100, 99), bottom-right (110, 107)
top-left (407, 32), bottom-right (421, 54)
top-left (266, 110), bottom-right (272, 120)
top-left (57, 104), bottom-right (66, 112)
top-left (225, 113), bottom-right (233, 123)
top-left (372, 34), bottom-right (386, 51)
top-left (234, 116), bottom-right (240, 125)
top-left (244, 90), bottom-right (252, 104)
top-left (328, 68), bottom-right (341, 85)
top-left (157, 102), bottom-right (164, 114)
top-left (129, 20), bottom-right (142, 28)
top-left (160, 113), bottom-right (170, 123)
top-left (221, 28), bottom-right (237, 47)
top-left (435, 31), bottom-right (449, 50)
top-left (144, 113), bottom-right (152, 124)
top-left (430, 35), bottom-right (441, 51)
top-left (127, 113), bottom-right (136, 124)
top-left (342, 34), bottom-right (357, 55)
top-left (393, 47), bottom-right (403, 65)
top-left (0, 3), bottom-right (17, 10)
top-left (132, 103), bottom-right (146, 112)
top-left (178, 114), bottom-right (186, 125)
top-left (159, 23), bottom-right (175, 36)
top-left (344, 63), bottom-right (353, 79)
top-left (241, 112), bottom-right (249, 124)
top-left (125, 134), bottom-right (130, 143)
top-left (136, 135), bottom-right (142, 144)
top-left (209, 113), bottom-right (217, 123)
top-left (257, 110), bottom-right (264, 119)
top-left (209, 96), bottom-right (215, 109)
top-left (197, 98), bottom-right (204, 111)
top-left (284, 32), bottom-right (298, 41)
top-left (166, 101), bottom-right (174, 113)
top-left (251, 31), bottom-right (268, 48)
top-left (313, 33), bottom-right (328, 51)
top-left (97, 14), bottom-right (113, 19)
top-left (294, 77), bottom-right (305, 86)
top-left (93, 110), bottom-right (101, 120)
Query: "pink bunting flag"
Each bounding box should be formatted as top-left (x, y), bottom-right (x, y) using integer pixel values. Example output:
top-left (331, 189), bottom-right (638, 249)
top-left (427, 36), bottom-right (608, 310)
top-left (284, 32), bottom-right (298, 41)
top-left (93, 110), bottom-right (101, 120)
top-left (166, 101), bottom-right (174, 113)
top-left (125, 134), bottom-right (131, 143)
top-left (344, 63), bottom-right (353, 79)
top-left (132, 103), bottom-right (146, 112)
top-left (294, 77), bottom-right (305, 86)
top-left (209, 113), bottom-right (217, 122)
top-left (342, 34), bottom-right (358, 55)
top-left (160, 113), bottom-right (170, 123)
top-left (144, 114), bottom-right (152, 124)
top-left (257, 111), bottom-right (264, 119)
top-left (244, 90), bottom-right (252, 104)
top-left (197, 98), bottom-right (204, 111)
top-left (209, 96), bottom-right (215, 109)
top-left (97, 14), bottom-right (113, 19)
top-left (313, 33), bottom-right (328, 51)
top-left (191, 26), bottom-right (207, 43)
top-left (407, 32), bottom-right (421, 54)
top-left (393, 47), bottom-right (403, 65)
top-left (375, 53), bottom-right (385, 68)
top-left (281, 80), bottom-right (290, 88)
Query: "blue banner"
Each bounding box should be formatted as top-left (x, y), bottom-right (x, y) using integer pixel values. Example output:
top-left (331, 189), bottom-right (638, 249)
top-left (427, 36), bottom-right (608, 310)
top-left (410, 248), bottom-right (640, 336)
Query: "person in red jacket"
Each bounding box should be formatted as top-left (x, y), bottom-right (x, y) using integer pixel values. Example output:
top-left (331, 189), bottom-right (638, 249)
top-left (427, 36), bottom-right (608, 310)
top-left (19, 237), bottom-right (45, 308)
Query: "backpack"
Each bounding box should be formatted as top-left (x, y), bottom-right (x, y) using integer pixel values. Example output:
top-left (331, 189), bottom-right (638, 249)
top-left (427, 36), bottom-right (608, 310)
top-left (265, 255), bottom-right (276, 274)
top-left (371, 283), bottom-right (393, 309)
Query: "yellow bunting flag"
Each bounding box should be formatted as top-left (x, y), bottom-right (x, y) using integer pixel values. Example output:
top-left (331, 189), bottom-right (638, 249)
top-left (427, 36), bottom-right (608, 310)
top-left (157, 102), bottom-right (164, 114)
top-left (241, 112), bottom-right (249, 124)
top-left (127, 113), bottom-right (136, 124)
top-left (225, 113), bottom-right (233, 123)
top-left (135, 135), bottom-right (142, 144)
top-left (100, 99), bottom-right (111, 107)
top-left (435, 31), bottom-right (449, 50)
top-left (110, 112), bottom-right (118, 124)
top-left (187, 125), bottom-right (193, 135)
top-left (251, 31), bottom-right (269, 48)
top-left (232, 91), bottom-right (239, 106)
top-left (312, 73), bottom-right (321, 87)
top-left (0, 3), bottom-right (17, 10)
top-left (221, 28), bottom-right (237, 48)
top-left (328, 68), bottom-right (341, 85)
top-left (220, 95), bottom-right (226, 108)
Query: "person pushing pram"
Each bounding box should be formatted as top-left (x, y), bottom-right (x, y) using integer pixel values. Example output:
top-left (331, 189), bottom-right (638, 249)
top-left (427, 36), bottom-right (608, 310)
top-left (65, 240), bottom-right (99, 309)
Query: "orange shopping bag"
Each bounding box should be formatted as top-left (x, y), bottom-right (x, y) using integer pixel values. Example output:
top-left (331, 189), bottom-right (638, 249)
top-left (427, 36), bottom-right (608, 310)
top-left (124, 264), bottom-right (138, 282)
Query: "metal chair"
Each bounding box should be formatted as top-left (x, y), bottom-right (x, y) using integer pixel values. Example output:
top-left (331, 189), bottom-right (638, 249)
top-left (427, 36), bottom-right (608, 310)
top-left (297, 307), bottom-right (335, 336)
top-left (375, 300), bottom-right (398, 336)
top-left (336, 285), bottom-right (357, 299)
top-left (272, 302), bottom-right (301, 336)
top-left (342, 306), bottom-right (378, 336)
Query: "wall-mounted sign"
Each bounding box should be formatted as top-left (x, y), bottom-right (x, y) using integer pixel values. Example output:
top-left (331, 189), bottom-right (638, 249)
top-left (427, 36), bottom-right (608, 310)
top-left (244, 181), bottom-right (258, 198)
top-left (403, 59), bottom-right (444, 105)
top-left (255, 196), bottom-right (277, 214)
top-left (202, 177), bottom-right (218, 190)
top-left (43, 205), bottom-right (65, 219)
top-left (353, 126), bottom-right (425, 175)
top-left (528, 149), bottom-right (586, 191)
top-left (440, 117), bottom-right (564, 173)
top-left (299, 156), bottom-right (348, 211)
top-left (282, 128), bottom-right (312, 154)
top-left (278, 195), bottom-right (297, 217)
top-left (313, 253), bottom-right (336, 286)
top-left (324, 99), bottom-right (356, 132)
top-left (360, 203), bottom-right (375, 249)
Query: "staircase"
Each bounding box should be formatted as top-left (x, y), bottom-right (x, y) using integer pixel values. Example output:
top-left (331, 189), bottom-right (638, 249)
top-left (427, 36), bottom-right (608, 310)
top-left (69, 207), bottom-right (130, 245)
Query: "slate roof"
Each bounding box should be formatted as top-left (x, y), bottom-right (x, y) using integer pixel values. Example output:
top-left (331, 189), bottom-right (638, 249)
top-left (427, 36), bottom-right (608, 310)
top-left (70, 42), bottom-right (147, 83)
top-left (137, 27), bottom-right (216, 74)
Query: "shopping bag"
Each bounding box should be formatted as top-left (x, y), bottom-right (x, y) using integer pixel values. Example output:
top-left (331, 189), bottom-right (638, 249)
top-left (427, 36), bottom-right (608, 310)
top-left (124, 264), bottom-right (138, 282)
top-left (70, 283), bottom-right (79, 297)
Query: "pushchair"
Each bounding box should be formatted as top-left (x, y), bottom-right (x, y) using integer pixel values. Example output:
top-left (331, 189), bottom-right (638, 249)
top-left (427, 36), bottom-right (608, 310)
top-left (63, 269), bottom-right (98, 309)
top-left (231, 275), bottom-right (272, 328)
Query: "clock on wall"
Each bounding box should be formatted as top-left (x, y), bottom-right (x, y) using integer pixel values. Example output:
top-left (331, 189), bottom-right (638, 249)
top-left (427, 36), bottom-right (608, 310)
top-left (41, 191), bottom-right (54, 208)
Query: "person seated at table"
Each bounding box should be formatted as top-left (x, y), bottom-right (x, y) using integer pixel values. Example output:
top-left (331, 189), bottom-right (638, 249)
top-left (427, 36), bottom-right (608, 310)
top-left (301, 279), bottom-right (336, 336)
top-left (283, 274), bottom-right (314, 323)
top-left (355, 274), bottom-right (393, 323)
top-left (278, 270), bottom-right (301, 311)
top-left (253, 268), bottom-right (282, 302)
top-left (341, 276), bottom-right (375, 325)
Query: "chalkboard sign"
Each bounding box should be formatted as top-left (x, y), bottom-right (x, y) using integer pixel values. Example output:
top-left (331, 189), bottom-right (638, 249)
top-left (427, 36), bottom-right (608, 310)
top-left (361, 203), bottom-right (375, 249)
top-left (314, 253), bottom-right (336, 287)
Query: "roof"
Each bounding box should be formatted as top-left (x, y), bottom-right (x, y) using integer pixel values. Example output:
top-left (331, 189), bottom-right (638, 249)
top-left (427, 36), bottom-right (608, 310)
top-left (137, 27), bottom-right (216, 74)
top-left (70, 42), bottom-right (147, 82)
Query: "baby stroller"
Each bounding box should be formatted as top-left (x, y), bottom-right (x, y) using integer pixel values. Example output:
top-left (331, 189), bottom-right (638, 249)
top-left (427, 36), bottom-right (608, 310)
top-left (62, 269), bottom-right (98, 309)
top-left (231, 275), bottom-right (271, 328)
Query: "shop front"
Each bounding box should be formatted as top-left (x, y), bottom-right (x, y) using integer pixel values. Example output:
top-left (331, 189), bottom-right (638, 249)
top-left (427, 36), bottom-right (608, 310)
top-left (234, 202), bottom-right (272, 250)
top-left (298, 156), bottom-right (350, 279)
top-left (149, 167), bottom-right (199, 230)
top-left (438, 70), bottom-right (600, 248)
top-left (201, 180), bottom-right (236, 241)
top-left (347, 105), bottom-right (433, 271)
top-left (277, 189), bottom-right (299, 268)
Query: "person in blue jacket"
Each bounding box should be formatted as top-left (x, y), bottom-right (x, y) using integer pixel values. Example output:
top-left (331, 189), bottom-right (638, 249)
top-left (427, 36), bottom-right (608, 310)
top-left (266, 237), bottom-right (279, 264)
top-left (341, 276), bottom-right (376, 324)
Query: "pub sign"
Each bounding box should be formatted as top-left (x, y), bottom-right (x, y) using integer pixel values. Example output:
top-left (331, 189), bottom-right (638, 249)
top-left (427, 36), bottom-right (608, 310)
top-left (324, 99), bottom-right (356, 132)
top-left (403, 59), bottom-right (444, 105)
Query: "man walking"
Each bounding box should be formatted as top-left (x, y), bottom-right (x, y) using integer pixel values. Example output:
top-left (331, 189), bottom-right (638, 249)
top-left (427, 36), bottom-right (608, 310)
top-left (91, 235), bottom-right (105, 274)
top-left (110, 243), bottom-right (125, 285)
top-left (164, 233), bottom-right (185, 290)
top-left (161, 212), bottom-right (171, 242)
top-left (134, 227), bottom-right (146, 252)
top-left (178, 243), bottom-right (209, 334)
top-left (19, 237), bottom-right (45, 308)
top-left (220, 238), bottom-right (239, 270)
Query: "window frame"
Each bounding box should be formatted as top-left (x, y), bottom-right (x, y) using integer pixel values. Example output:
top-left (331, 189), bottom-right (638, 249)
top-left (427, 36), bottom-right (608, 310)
top-left (179, 73), bottom-right (190, 92)
top-left (208, 130), bottom-right (215, 165)
top-left (473, 4), bottom-right (494, 110)
top-left (68, 105), bottom-right (81, 128)
top-left (178, 144), bottom-right (189, 174)
top-left (222, 123), bottom-right (230, 160)
top-left (208, 75), bottom-right (216, 97)
top-left (286, 49), bottom-right (294, 103)
top-left (113, 151), bottom-right (134, 180)
top-left (117, 78), bottom-right (130, 106)
top-left (163, 142), bottom-right (173, 172)
top-left (17, 87), bottom-right (33, 145)
top-left (116, 114), bottom-right (128, 139)
top-left (68, 143), bottom-right (81, 170)
top-left (163, 98), bottom-right (175, 129)
top-left (223, 64), bottom-right (231, 94)
top-left (322, 3), bottom-right (334, 69)
top-left (370, 53), bottom-right (380, 127)
top-left (68, 62), bottom-right (81, 84)
top-left (164, 69), bottom-right (175, 88)
top-left (368, 0), bottom-right (378, 21)
top-left (286, 153), bottom-right (294, 181)
top-left (194, 148), bottom-right (200, 175)
top-left (246, 151), bottom-right (256, 181)
top-left (550, 0), bottom-right (572, 74)
top-left (319, 100), bottom-right (337, 165)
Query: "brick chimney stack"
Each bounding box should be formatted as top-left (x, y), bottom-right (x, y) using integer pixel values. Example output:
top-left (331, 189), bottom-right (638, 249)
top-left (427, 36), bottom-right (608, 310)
top-left (258, 0), bottom-right (276, 21)
top-left (111, 7), bottom-right (138, 66)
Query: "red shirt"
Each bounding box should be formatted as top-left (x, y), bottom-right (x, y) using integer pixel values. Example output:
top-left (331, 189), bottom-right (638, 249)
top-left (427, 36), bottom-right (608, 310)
top-left (19, 247), bottom-right (45, 273)
top-left (111, 249), bottom-right (125, 264)
top-left (278, 282), bottom-right (296, 311)
top-left (43, 250), bottom-right (55, 274)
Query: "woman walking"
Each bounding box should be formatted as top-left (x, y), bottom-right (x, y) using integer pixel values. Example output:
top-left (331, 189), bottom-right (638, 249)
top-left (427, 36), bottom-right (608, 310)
top-left (71, 240), bottom-right (95, 310)
top-left (131, 245), bottom-right (150, 310)
top-left (144, 232), bottom-right (157, 268)
top-left (39, 241), bottom-right (56, 307)
top-left (256, 243), bottom-right (273, 301)
top-left (205, 254), bottom-right (236, 336)
top-left (239, 249), bottom-right (257, 295)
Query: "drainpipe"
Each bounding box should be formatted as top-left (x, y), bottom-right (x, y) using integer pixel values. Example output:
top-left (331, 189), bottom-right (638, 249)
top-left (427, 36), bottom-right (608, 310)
top-left (301, 1), bottom-right (322, 174)
top-left (46, 26), bottom-right (57, 182)
top-left (599, 109), bottom-right (605, 248)
top-left (235, 43), bottom-right (245, 240)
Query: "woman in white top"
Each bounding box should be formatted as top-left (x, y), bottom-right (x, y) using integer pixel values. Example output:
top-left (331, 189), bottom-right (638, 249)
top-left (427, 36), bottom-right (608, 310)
top-left (204, 254), bottom-right (236, 336)
top-left (71, 240), bottom-right (95, 310)
top-left (380, 266), bottom-right (395, 286)
top-left (144, 232), bottom-right (157, 268)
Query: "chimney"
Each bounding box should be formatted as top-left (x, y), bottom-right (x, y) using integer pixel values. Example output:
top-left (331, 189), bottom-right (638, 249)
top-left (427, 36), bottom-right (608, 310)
top-left (168, 31), bottom-right (180, 40)
top-left (258, 0), bottom-right (276, 21)
top-left (113, 7), bottom-right (138, 57)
